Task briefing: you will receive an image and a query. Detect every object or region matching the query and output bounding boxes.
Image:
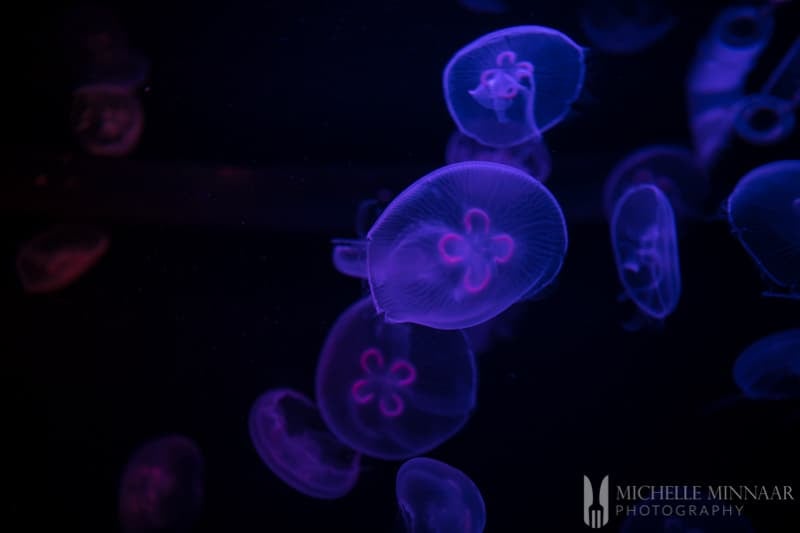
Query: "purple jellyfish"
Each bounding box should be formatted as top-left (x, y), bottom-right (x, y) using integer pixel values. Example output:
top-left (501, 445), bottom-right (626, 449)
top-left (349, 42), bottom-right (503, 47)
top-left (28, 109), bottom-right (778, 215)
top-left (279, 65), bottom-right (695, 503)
top-left (734, 329), bottom-right (800, 401)
top-left (443, 26), bottom-right (586, 148)
top-left (71, 83), bottom-right (144, 157)
top-left (248, 388), bottom-right (361, 499)
top-left (579, 0), bottom-right (677, 55)
top-left (119, 435), bottom-right (204, 533)
top-left (396, 457), bottom-right (486, 533)
top-left (16, 225), bottom-right (109, 294)
top-left (445, 130), bottom-right (552, 182)
top-left (316, 297), bottom-right (477, 460)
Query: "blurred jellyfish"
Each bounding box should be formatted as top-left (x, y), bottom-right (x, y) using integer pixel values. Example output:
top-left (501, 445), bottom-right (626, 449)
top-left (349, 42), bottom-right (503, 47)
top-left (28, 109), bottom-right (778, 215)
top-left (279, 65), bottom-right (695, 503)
top-left (733, 329), bottom-right (800, 401)
top-left (620, 490), bottom-right (755, 532)
top-left (445, 130), bottom-right (552, 182)
top-left (686, 5), bottom-right (775, 170)
top-left (119, 435), bottom-right (204, 533)
top-left (249, 388), bottom-right (361, 499)
top-left (332, 239), bottom-right (368, 279)
top-left (463, 300), bottom-right (527, 355)
top-left (579, 0), bottom-right (677, 55)
top-left (443, 26), bottom-right (586, 148)
top-left (71, 83), bottom-right (144, 157)
top-left (316, 297), bottom-right (477, 460)
top-left (726, 160), bottom-right (800, 298)
top-left (602, 145), bottom-right (708, 222)
top-left (17, 225), bottom-right (109, 294)
top-left (335, 162), bottom-right (567, 330)
top-left (610, 184), bottom-right (681, 323)
top-left (458, 0), bottom-right (509, 15)
top-left (396, 457), bottom-right (486, 533)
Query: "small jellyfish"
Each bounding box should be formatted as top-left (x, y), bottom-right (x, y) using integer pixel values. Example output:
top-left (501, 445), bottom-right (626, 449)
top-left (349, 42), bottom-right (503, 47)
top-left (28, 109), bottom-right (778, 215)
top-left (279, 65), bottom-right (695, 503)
top-left (119, 435), bottom-right (204, 533)
top-left (610, 184), bottom-right (681, 321)
top-left (444, 26), bottom-right (586, 148)
top-left (396, 457), bottom-right (486, 533)
top-left (316, 297), bottom-right (477, 460)
top-left (602, 145), bottom-right (708, 222)
top-left (579, 0), bottom-right (677, 55)
top-left (16, 225), bottom-right (109, 293)
top-left (445, 130), bottom-right (552, 182)
top-left (71, 83), bottom-right (144, 157)
top-left (726, 160), bottom-right (800, 298)
top-left (249, 388), bottom-right (361, 499)
top-left (332, 238), bottom-right (368, 279)
top-left (733, 329), bottom-right (800, 401)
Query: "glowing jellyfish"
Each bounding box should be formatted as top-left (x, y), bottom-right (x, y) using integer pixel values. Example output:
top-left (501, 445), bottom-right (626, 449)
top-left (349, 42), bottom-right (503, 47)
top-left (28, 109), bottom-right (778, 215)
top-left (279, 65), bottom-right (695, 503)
top-left (443, 26), bottom-right (586, 148)
top-left (445, 130), bottom-right (552, 182)
top-left (248, 388), bottom-right (361, 499)
top-left (119, 435), bottom-right (204, 533)
top-left (620, 491), bottom-right (755, 532)
top-left (396, 457), bottom-right (486, 533)
top-left (726, 160), bottom-right (800, 298)
top-left (17, 225), bottom-right (109, 293)
top-left (332, 239), bottom-right (369, 279)
top-left (610, 184), bottom-right (681, 321)
top-left (316, 297), bottom-right (477, 460)
top-left (71, 83), bottom-right (144, 157)
top-left (602, 145), bottom-right (708, 221)
top-left (579, 0), bottom-right (677, 55)
top-left (733, 329), bottom-right (800, 401)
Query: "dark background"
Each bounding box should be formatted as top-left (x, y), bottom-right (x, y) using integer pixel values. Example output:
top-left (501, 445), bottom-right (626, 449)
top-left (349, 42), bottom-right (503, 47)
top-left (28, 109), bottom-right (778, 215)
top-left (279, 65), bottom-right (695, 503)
top-left (5, 0), bottom-right (799, 531)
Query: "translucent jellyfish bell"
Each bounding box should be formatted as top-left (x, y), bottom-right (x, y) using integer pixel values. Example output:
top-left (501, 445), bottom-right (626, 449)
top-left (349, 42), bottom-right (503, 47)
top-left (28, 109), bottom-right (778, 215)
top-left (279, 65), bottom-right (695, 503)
top-left (316, 297), bottom-right (477, 460)
top-left (579, 0), bottom-right (677, 55)
top-left (443, 26), bottom-right (586, 148)
top-left (396, 457), bottom-right (486, 533)
top-left (71, 83), bottom-right (144, 157)
top-left (118, 435), bottom-right (204, 533)
top-left (733, 329), bottom-right (800, 401)
top-left (610, 184), bottom-right (681, 321)
top-left (248, 388), bottom-right (361, 499)
top-left (726, 160), bottom-right (800, 298)
top-left (445, 130), bottom-right (552, 182)
top-left (602, 145), bottom-right (708, 222)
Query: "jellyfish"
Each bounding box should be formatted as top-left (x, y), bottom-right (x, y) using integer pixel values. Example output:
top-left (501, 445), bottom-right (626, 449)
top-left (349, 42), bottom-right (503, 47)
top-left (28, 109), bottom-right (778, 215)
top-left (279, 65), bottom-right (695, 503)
top-left (315, 297), bottom-right (477, 460)
top-left (443, 26), bottom-right (586, 148)
top-left (733, 329), bottom-right (800, 401)
top-left (620, 490), bottom-right (755, 532)
top-left (445, 130), bottom-right (552, 182)
top-left (119, 435), bottom-right (204, 533)
top-left (602, 145), bottom-right (709, 223)
top-left (16, 225), bottom-right (109, 294)
top-left (726, 160), bottom-right (800, 298)
top-left (71, 83), bottom-right (144, 157)
top-left (396, 457), bottom-right (486, 533)
top-left (579, 0), bottom-right (677, 55)
top-left (330, 162), bottom-right (567, 330)
top-left (610, 184), bottom-right (681, 322)
top-left (248, 388), bottom-right (361, 499)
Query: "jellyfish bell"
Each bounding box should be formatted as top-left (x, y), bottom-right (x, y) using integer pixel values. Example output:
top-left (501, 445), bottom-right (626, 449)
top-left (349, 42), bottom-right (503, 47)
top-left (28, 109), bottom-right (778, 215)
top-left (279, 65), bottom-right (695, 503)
top-left (248, 388), bottom-right (361, 499)
top-left (315, 297), bottom-right (477, 460)
top-left (579, 0), bottom-right (677, 55)
top-left (71, 83), bottom-right (144, 157)
top-left (445, 130), bottom-right (552, 182)
top-left (733, 329), bottom-right (800, 402)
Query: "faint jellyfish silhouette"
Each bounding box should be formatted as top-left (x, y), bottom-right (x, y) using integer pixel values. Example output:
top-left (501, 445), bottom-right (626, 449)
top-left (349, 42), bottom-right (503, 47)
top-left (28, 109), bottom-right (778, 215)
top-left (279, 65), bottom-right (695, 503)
top-left (445, 130), bottom-right (552, 182)
top-left (463, 300), bottom-right (528, 356)
top-left (316, 297), bottom-right (477, 460)
top-left (119, 435), bottom-right (204, 533)
top-left (249, 388), bottom-right (361, 499)
top-left (458, 0), bottom-right (509, 15)
top-left (620, 490), bottom-right (755, 532)
top-left (726, 160), bottom-right (800, 299)
top-left (444, 26), bottom-right (586, 148)
top-left (332, 192), bottom-right (394, 279)
top-left (396, 457), bottom-right (486, 533)
top-left (341, 162), bottom-right (567, 330)
top-left (610, 184), bottom-right (681, 326)
top-left (602, 145), bottom-right (709, 222)
top-left (579, 0), bottom-right (677, 55)
top-left (17, 225), bottom-right (109, 294)
top-left (71, 83), bottom-right (144, 157)
top-left (734, 329), bottom-right (800, 401)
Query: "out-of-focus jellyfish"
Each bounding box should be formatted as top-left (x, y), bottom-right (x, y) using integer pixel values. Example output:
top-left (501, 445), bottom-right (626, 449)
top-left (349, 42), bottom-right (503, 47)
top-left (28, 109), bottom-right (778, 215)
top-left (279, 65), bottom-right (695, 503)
top-left (602, 145), bottom-right (708, 222)
top-left (332, 239), bottom-right (369, 279)
top-left (726, 160), bottom-right (800, 298)
top-left (579, 0), bottom-right (677, 55)
top-left (337, 162), bottom-right (567, 330)
top-left (16, 225), bottom-right (109, 294)
top-left (445, 130), bottom-right (552, 182)
top-left (71, 83), bottom-right (144, 157)
top-left (686, 5), bottom-right (775, 170)
top-left (463, 300), bottom-right (527, 355)
top-left (316, 297), bottom-right (477, 460)
top-left (119, 435), bottom-right (204, 533)
top-left (458, 0), bottom-right (509, 15)
top-left (610, 184), bottom-right (681, 322)
top-left (249, 388), bottom-right (361, 499)
top-left (396, 457), bottom-right (486, 533)
top-left (734, 36), bottom-right (800, 145)
top-left (733, 329), bottom-right (800, 401)
top-left (443, 26), bottom-right (586, 148)
top-left (620, 491), bottom-right (755, 532)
